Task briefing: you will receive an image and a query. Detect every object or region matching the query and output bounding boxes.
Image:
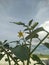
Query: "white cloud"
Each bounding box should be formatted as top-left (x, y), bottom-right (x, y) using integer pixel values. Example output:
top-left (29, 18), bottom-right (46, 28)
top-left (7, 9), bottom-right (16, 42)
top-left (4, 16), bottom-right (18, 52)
top-left (42, 21), bottom-right (49, 32)
top-left (38, 31), bottom-right (47, 39)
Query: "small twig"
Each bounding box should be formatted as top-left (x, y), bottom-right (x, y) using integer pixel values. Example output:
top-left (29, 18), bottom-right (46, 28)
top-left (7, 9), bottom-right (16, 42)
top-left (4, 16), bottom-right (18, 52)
top-left (30, 33), bottom-right (49, 55)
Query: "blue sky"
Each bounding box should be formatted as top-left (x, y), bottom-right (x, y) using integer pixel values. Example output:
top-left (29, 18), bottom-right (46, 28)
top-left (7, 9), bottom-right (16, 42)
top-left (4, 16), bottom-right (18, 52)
top-left (0, 0), bottom-right (49, 41)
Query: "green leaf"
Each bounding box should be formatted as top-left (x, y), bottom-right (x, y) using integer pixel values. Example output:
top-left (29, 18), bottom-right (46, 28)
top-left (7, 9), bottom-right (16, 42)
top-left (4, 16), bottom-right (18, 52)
top-left (3, 40), bottom-right (7, 43)
top-left (25, 32), bottom-right (30, 34)
top-left (31, 22), bottom-right (38, 30)
top-left (26, 34), bottom-right (38, 40)
top-left (0, 41), bottom-right (2, 45)
top-left (4, 43), bottom-right (9, 49)
top-left (13, 22), bottom-right (25, 25)
top-left (31, 54), bottom-right (44, 65)
top-left (43, 42), bottom-right (49, 49)
top-left (28, 19), bottom-right (33, 26)
top-left (24, 22), bottom-right (38, 31)
top-left (11, 45), bottom-right (29, 62)
top-left (0, 54), bottom-right (5, 60)
top-left (11, 22), bottom-right (27, 27)
top-left (31, 54), bottom-right (41, 62)
top-left (25, 27), bottom-right (44, 40)
top-left (10, 40), bottom-right (20, 44)
top-left (24, 28), bottom-right (30, 31)
top-left (33, 27), bottom-right (44, 33)
top-left (24, 28), bottom-right (29, 31)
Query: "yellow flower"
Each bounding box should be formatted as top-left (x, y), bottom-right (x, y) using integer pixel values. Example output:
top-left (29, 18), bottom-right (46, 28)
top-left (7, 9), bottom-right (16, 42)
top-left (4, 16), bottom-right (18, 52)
top-left (18, 31), bottom-right (24, 38)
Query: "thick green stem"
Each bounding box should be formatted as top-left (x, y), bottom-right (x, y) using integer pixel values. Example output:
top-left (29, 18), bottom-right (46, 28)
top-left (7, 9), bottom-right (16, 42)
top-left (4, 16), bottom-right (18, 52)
top-left (30, 33), bottom-right (49, 55)
top-left (27, 30), bottom-right (32, 65)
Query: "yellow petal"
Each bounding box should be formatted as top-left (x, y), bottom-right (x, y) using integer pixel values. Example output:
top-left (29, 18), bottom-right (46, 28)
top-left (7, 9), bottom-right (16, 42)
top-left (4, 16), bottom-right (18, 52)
top-left (18, 31), bottom-right (23, 37)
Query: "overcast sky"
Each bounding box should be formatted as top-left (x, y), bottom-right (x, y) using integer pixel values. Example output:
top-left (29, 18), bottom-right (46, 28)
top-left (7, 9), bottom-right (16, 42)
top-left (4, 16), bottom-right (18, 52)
top-left (0, 0), bottom-right (49, 42)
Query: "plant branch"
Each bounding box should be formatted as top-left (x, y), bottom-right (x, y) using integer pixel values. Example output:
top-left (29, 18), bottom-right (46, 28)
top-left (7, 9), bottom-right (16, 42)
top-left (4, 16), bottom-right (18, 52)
top-left (30, 33), bottom-right (49, 55)
top-left (1, 46), bottom-right (19, 65)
